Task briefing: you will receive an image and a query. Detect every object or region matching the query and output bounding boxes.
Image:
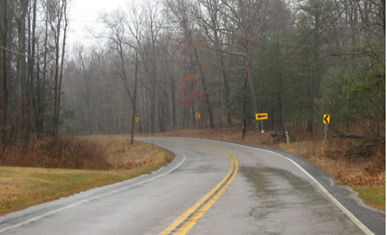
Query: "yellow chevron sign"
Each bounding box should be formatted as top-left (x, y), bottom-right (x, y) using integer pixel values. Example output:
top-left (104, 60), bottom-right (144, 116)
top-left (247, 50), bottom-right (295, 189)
top-left (323, 114), bottom-right (331, 124)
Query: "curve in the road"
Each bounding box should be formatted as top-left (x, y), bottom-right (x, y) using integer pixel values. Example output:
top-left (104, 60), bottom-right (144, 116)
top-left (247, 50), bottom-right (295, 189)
top-left (0, 150), bottom-right (186, 234)
top-left (160, 142), bottom-right (239, 235)
top-left (0, 137), bottom-right (383, 235)
top-left (178, 137), bottom-right (383, 235)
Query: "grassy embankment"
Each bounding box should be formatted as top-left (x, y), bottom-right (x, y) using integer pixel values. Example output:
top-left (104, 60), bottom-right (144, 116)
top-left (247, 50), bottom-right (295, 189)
top-left (277, 140), bottom-right (385, 210)
top-left (149, 128), bottom-right (385, 210)
top-left (0, 135), bottom-right (174, 215)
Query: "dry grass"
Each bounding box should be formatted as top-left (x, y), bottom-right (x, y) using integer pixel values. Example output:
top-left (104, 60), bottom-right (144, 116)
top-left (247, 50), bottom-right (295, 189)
top-left (82, 135), bottom-right (174, 170)
top-left (352, 185), bottom-right (385, 210)
top-left (3, 136), bottom-right (109, 169)
top-left (276, 140), bottom-right (385, 185)
top-left (148, 128), bottom-right (271, 145)
top-left (0, 135), bottom-right (174, 215)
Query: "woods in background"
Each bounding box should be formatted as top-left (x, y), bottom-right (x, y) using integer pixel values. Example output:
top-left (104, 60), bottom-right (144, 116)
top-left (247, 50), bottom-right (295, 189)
top-left (0, 0), bottom-right (68, 161)
top-left (0, 0), bottom-right (385, 154)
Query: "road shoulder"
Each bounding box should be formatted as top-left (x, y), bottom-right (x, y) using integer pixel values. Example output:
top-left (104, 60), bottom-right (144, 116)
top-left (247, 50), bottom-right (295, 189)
top-left (185, 137), bottom-right (385, 235)
top-left (0, 147), bottom-right (185, 234)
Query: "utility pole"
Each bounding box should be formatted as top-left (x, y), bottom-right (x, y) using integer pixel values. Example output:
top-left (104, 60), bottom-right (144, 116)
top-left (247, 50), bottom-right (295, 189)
top-left (130, 52), bottom-right (138, 144)
top-left (242, 58), bottom-right (248, 139)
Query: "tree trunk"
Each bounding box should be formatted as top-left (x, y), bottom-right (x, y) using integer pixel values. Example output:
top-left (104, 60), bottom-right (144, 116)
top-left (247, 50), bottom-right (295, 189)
top-left (55, 0), bottom-right (68, 137)
top-left (219, 54), bottom-right (232, 126)
top-left (15, 0), bottom-right (28, 144)
top-left (170, 76), bottom-right (176, 128)
top-left (130, 53), bottom-right (138, 144)
top-left (1, 0), bottom-right (9, 149)
top-left (52, 4), bottom-right (61, 136)
top-left (27, 0), bottom-right (37, 137)
top-left (193, 47), bottom-right (214, 129)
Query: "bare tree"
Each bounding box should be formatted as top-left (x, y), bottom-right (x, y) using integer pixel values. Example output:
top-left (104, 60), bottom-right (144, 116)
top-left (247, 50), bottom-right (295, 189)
top-left (166, 0), bottom-right (215, 129)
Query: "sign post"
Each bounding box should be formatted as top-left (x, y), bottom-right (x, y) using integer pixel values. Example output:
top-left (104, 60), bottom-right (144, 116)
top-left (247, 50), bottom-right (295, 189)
top-left (322, 114), bottom-right (331, 152)
top-left (195, 112), bottom-right (201, 136)
top-left (255, 113), bottom-right (268, 134)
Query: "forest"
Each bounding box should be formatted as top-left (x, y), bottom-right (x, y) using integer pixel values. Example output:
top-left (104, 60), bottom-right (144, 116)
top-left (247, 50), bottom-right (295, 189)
top-left (0, 0), bottom-right (384, 157)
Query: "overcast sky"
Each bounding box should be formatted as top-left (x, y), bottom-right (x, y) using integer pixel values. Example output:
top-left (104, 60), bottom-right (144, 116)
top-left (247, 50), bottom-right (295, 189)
top-left (68, 0), bottom-right (132, 48)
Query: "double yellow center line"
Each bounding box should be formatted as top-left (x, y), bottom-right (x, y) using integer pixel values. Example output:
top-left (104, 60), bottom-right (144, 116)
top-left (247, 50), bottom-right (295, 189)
top-left (160, 144), bottom-right (239, 235)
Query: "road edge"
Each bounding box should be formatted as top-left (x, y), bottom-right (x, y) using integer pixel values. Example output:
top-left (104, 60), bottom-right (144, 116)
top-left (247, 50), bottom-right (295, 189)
top-left (180, 137), bottom-right (385, 235)
top-left (0, 144), bottom-right (185, 234)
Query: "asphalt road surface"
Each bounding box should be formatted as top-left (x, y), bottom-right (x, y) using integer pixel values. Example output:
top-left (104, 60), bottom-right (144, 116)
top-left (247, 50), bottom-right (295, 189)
top-left (0, 137), bottom-right (384, 235)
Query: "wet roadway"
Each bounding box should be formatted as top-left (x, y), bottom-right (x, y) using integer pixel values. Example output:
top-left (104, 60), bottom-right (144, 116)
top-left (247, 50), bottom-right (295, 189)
top-left (0, 137), bottom-right (384, 235)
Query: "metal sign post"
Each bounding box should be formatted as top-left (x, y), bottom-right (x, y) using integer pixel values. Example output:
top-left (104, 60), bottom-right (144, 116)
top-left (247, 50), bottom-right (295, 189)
top-left (285, 131), bottom-right (290, 144)
top-left (195, 112), bottom-right (201, 136)
top-left (260, 120), bottom-right (264, 134)
top-left (323, 124), bottom-right (328, 150)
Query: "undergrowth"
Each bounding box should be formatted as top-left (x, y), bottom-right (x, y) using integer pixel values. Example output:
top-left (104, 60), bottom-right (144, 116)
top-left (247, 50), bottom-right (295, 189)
top-left (2, 137), bottom-right (109, 169)
top-left (1, 135), bottom-right (175, 171)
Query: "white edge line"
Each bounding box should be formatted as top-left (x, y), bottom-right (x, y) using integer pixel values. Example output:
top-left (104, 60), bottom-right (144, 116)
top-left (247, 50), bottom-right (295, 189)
top-left (156, 138), bottom-right (374, 235)
top-left (0, 152), bottom-right (186, 234)
top-left (242, 145), bottom-right (374, 235)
